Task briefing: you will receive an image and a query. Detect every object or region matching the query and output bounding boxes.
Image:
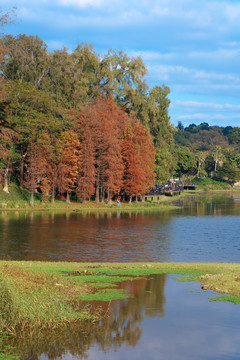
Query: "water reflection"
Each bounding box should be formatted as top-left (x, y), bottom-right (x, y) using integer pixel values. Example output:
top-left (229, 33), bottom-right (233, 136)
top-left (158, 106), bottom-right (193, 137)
top-left (1, 194), bottom-right (240, 262)
top-left (12, 274), bottom-right (240, 360)
top-left (15, 274), bottom-right (166, 359)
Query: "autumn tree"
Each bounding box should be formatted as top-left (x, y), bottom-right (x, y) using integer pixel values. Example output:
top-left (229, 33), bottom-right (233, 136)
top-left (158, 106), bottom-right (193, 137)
top-left (58, 130), bottom-right (81, 202)
top-left (72, 108), bottom-right (96, 203)
top-left (132, 119), bottom-right (156, 199)
top-left (121, 124), bottom-right (144, 203)
top-left (75, 95), bottom-right (125, 203)
top-left (93, 95), bottom-right (124, 203)
top-left (24, 141), bottom-right (48, 206)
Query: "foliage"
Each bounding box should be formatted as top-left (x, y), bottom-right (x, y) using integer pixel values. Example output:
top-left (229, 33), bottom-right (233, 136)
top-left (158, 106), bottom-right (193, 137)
top-left (173, 146), bottom-right (197, 177)
top-left (2, 28), bottom-right (240, 195)
top-left (190, 177), bottom-right (231, 190)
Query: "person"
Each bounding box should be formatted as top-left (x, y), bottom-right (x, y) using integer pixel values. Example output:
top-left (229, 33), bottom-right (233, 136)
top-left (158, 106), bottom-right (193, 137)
top-left (117, 196), bottom-right (121, 206)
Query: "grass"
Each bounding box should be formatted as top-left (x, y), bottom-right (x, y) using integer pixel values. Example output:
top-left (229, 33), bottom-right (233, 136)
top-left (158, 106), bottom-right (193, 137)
top-left (1, 261), bottom-right (240, 357)
top-left (0, 183), bottom-right (179, 211)
top-left (190, 177), bottom-right (232, 191)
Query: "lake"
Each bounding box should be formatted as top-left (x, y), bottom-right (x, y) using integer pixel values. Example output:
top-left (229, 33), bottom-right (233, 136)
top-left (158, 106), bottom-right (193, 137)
top-left (15, 274), bottom-right (240, 360)
top-left (1, 193), bottom-right (240, 359)
top-left (1, 193), bottom-right (240, 262)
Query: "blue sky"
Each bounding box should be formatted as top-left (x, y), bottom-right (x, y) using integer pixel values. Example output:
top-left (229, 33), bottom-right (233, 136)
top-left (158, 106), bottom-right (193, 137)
top-left (2, 0), bottom-right (240, 127)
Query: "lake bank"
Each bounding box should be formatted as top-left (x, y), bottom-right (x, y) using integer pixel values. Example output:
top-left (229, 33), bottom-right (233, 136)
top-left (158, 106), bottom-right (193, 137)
top-left (1, 260), bottom-right (240, 333)
top-left (1, 181), bottom-right (240, 212)
top-left (1, 261), bottom-right (240, 359)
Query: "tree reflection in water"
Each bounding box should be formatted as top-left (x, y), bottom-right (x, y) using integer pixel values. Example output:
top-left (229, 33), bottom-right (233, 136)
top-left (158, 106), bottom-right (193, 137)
top-left (14, 274), bottom-right (166, 359)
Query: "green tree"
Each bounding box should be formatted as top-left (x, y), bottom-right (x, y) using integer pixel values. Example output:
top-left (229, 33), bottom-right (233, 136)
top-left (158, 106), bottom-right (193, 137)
top-left (216, 162), bottom-right (240, 184)
top-left (195, 151), bottom-right (206, 177)
top-left (173, 146), bottom-right (197, 177)
top-left (211, 145), bottom-right (224, 173)
top-left (4, 81), bottom-right (73, 189)
top-left (2, 34), bottom-right (49, 88)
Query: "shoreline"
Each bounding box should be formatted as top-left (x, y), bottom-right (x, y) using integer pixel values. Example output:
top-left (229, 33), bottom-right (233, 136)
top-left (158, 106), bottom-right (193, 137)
top-left (1, 261), bottom-right (240, 358)
top-left (1, 188), bottom-right (240, 212)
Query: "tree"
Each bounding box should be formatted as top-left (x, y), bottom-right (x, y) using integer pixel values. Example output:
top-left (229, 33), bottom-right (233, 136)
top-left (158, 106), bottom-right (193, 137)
top-left (195, 151), bottom-right (206, 178)
top-left (0, 126), bottom-right (19, 193)
top-left (173, 146), bottom-right (197, 178)
top-left (24, 141), bottom-right (48, 206)
top-left (4, 80), bottom-right (74, 189)
top-left (58, 130), bottom-right (81, 202)
top-left (121, 125), bottom-right (143, 203)
top-left (216, 162), bottom-right (240, 184)
top-left (2, 34), bottom-right (49, 88)
top-left (211, 145), bottom-right (224, 173)
top-left (132, 119), bottom-right (156, 198)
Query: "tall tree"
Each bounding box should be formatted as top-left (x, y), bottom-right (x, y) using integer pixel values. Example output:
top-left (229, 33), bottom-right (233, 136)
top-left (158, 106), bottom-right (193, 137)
top-left (211, 145), bottom-right (224, 173)
top-left (121, 125), bottom-right (143, 203)
top-left (2, 34), bottom-right (49, 88)
top-left (24, 141), bottom-right (48, 206)
top-left (132, 119), bottom-right (156, 198)
top-left (58, 130), bottom-right (81, 202)
top-left (4, 80), bottom-right (73, 189)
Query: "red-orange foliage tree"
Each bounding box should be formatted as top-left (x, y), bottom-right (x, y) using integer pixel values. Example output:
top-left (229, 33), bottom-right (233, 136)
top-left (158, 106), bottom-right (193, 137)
top-left (121, 119), bottom-right (155, 202)
top-left (74, 94), bottom-right (126, 203)
top-left (132, 119), bottom-right (156, 198)
top-left (93, 95), bottom-right (124, 203)
top-left (121, 124), bottom-right (143, 203)
top-left (73, 94), bottom-right (156, 203)
top-left (24, 141), bottom-right (49, 206)
top-left (72, 108), bottom-right (96, 203)
top-left (58, 130), bottom-right (81, 202)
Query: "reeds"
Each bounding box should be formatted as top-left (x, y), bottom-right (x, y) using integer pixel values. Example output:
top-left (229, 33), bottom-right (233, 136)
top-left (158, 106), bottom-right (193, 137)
top-left (0, 263), bottom-right (96, 338)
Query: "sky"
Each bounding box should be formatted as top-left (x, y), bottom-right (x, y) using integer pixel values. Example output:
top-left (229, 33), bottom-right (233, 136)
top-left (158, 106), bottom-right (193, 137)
top-left (1, 0), bottom-right (240, 128)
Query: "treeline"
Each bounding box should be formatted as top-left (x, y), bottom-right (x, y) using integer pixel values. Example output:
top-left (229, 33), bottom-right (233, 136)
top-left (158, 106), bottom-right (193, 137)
top-left (173, 122), bottom-right (240, 183)
top-left (0, 20), bottom-right (165, 204)
top-left (1, 10), bottom-right (240, 206)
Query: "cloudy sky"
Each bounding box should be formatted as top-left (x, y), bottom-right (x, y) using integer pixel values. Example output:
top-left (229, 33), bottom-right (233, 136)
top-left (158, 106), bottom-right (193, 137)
top-left (2, 0), bottom-right (240, 127)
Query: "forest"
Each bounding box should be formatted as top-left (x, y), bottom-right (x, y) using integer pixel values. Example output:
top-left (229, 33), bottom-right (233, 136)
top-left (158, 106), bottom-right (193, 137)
top-left (1, 9), bottom-right (240, 205)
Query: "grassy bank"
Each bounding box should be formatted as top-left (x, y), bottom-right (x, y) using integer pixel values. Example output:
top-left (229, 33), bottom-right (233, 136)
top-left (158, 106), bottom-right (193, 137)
top-left (1, 261), bottom-right (240, 358)
top-left (1, 261), bottom-right (240, 332)
top-left (190, 177), bottom-right (233, 191)
top-left (0, 184), bottom-right (179, 211)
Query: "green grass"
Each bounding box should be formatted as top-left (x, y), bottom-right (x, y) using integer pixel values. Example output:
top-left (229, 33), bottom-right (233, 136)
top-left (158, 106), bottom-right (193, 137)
top-left (191, 177), bottom-right (232, 191)
top-left (0, 183), bottom-right (179, 212)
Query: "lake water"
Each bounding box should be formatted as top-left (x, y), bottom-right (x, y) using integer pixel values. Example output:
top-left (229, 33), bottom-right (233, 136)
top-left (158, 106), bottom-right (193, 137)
top-left (1, 194), bottom-right (240, 262)
top-left (17, 274), bottom-right (240, 360)
top-left (1, 193), bottom-right (240, 359)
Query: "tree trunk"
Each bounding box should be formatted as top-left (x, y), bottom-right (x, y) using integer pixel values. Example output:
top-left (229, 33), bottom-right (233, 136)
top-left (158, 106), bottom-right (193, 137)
top-left (3, 166), bottom-right (9, 193)
top-left (95, 172), bottom-right (100, 203)
top-left (129, 195), bottom-right (132, 204)
top-left (19, 157), bottom-right (24, 190)
top-left (51, 184), bottom-right (55, 204)
top-left (108, 189), bottom-right (112, 204)
top-left (30, 190), bottom-right (34, 207)
top-left (101, 185), bottom-right (105, 203)
top-left (19, 147), bottom-right (28, 190)
top-left (66, 191), bottom-right (70, 203)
